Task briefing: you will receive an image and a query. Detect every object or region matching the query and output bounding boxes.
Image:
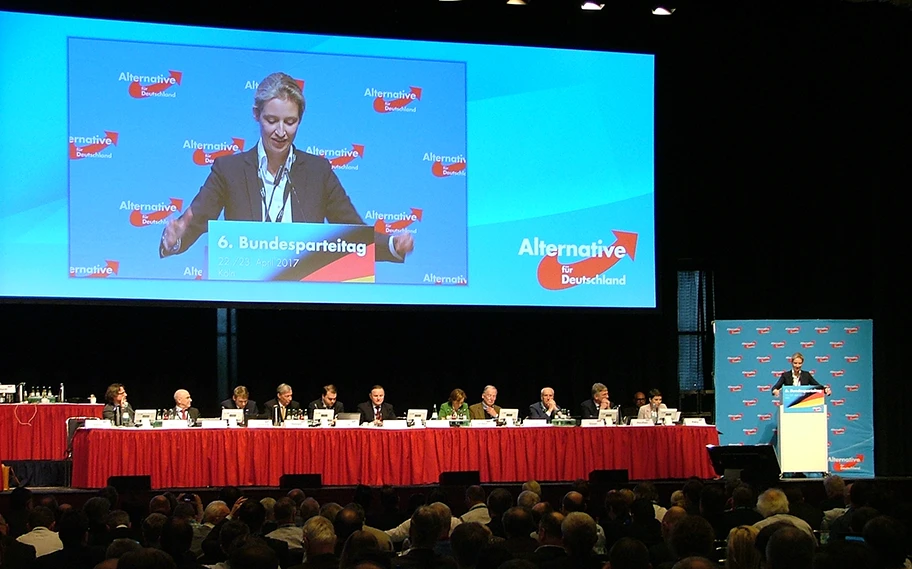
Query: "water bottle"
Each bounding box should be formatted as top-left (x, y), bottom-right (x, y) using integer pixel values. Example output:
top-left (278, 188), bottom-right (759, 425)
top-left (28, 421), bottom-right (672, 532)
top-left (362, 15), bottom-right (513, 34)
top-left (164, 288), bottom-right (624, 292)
top-left (59, 383), bottom-right (65, 403)
top-left (651, 408), bottom-right (659, 425)
top-left (89, 394), bottom-right (96, 404)
top-left (273, 405), bottom-right (281, 426)
top-left (431, 404), bottom-right (438, 420)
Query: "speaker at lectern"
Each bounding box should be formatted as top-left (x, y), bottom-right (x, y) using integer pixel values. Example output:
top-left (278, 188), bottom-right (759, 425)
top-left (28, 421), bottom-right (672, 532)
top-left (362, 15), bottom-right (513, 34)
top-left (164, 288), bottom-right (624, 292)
top-left (777, 386), bottom-right (828, 474)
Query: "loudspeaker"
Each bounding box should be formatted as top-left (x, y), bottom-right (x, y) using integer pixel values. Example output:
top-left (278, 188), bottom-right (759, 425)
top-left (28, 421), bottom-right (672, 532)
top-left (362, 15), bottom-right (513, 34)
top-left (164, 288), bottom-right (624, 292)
top-left (588, 469), bottom-right (629, 489)
top-left (706, 444), bottom-right (780, 489)
top-left (279, 474), bottom-right (322, 489)
top-left (107, 475), bottom-right (151, 494)
top-left (439, 471), bottom-right (481, 486)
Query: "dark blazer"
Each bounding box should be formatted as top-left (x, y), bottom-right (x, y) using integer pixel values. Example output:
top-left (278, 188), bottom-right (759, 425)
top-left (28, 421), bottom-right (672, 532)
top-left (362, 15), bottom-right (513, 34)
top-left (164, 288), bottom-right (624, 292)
top-left (772, 370), bottom-right (825, 392)
top-left (527, 401), bottom-right (556, 422)
top-left (357, 401), bottom-right (396, 424)
top-left (306, 399), bottom-right (344, 419)
top-left (102, 403), bottom-right (136, 426)
top-left (167, 147), bottom-right (398, 262)
top-left (580, 399), bottom-right (600, 419)
top-left (172, 406), bottom-right (200, 422)
top-left (220, 398), bottom-right (260, 419)
top-left (262, 399), bottom-right (302, 422)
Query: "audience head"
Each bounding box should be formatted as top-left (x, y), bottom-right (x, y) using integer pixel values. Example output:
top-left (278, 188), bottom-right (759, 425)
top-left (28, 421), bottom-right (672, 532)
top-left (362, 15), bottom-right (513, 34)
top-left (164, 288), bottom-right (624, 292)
top-left (699, 485), bottom-right (726, 516)
top-left (725, 525), bottom-right (760, 569)
top-left (822, 475), bottom-right (845, 500)
top-left (465, 485), bottom-right (486, 506)
top-left (633, 481), bottom-right (659, 503)
top-left (756, 488), bottom-right (789, 518)
top-left (160, 517), bottom-right (194, 560)
top-left (731, 485), bottom-right (755, 509)
top-left (561, 511), bottom-right (597, 556)
top-left (218, 486), bottom-right (243, 507)
top-left (661, 506), bottom-right (688, 539)
top-left (334, 506), bottom-right (365, 546)
top-left (320, 502), bottom-right (343, 523)
top-left (219, 520), bottom-right (251, 556)
top-left (106, 537), bottom-right (142, 560)
top-left (106, 509), bottom-right (131, 529)
top-left (273, 497), bottom-right (296, 525)
top-left (409, 506), bottom-right (442, 549)
top-left (604, 491), bottom-right (630, 520)
top-left (502, 507), bottom-right (535, 539)
top-left (203, 501), bottom-right (230, 525)
top-left (260, 497), bottom-right (276, 521)
top-left (148, 495), bottom-right (171, 516)
top-left (630, 498), bottom-right (657, 523)
top-left (531, 501), bottom-right (554, 524)
top-left (236, 500), bottom-right (267, 533)
top-left (538, 511), bottom-right (564, 545)
top-left (516, 490), bottom-right (540, 509)
top-left (521, 480), bottom-right (542, 497)
top-left (561, 491), bottom-right (586, 514)
top-left (339, 530), bottom-right (380, 568)
top-left (10, 486), bottom-right (33, 510)
top-left (848, 480), bottom-right (872, 508)
top-left (862, 515), bottom-right (906, 568)
top-left (609, 537), bottom-right (651, 569)
top-left (428, 502), bottom-right (453, 539)
top-left (117, 547), bottom-right (177, 569)
top-left (380, 485), bottom-right (398, 511)
top-left (56, 510), bottom-right (89, 546)
top-left (754, 522), bottom-right (791, 564)
top-left (450, 522), bottom-right (492, 569)
top-left (672, 557), bottom-right (718, 569)
top-left (303, 515), bottom-right (336, 555)
top-left (230, 539), bottom-right (279, 569)
top-left (487, 488), bottom-right (513, 517)
top-left (812, 540), bottom-right (871, 569)
top-left (300, 497), bottom-right (320, 523)
top-left (142, 513), bottom-right (168, 547)
top-left (26, 506), bottom-right (56, 531)
top-left (287, 488), bottom-right (306, 507)
top-left (682, 479), bottom-right (704, 510)
top-left (766, 525), bottom-right (815, 569)
top-left (669, 515), bottom-right (715, 560)
top-left (670, 490), bottom-right (686, 508)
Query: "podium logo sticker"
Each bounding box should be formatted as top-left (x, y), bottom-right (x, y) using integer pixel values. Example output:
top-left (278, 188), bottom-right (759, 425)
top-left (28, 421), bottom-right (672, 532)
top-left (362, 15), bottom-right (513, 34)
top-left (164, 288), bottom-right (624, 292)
top-left (424, 152), bottom-right (467, 177)
top-left (527, 231), bottom-right (638, 290)
top-left (370, 208), bottom-right (423, 235)
top-left (816, 355), bottom-right (830, 363)
top-left (758, 413), bottom-right (773, 421)
top-left (742, 399), bottom-right (758, 407)
top-left (815, 326), bottom-right (830, 333)
top-left (830, 341), bottom-right (845, 348)
top-left (69, 131), bottom-right (118, 159)
top-left (122, 70), bottom-right (182, 98)
top-left (307, 144), bottom-right (364, 171)
top-left (185, 138), bottom-right (245, 165)
top-left (727, 385), bottom-right (743, 393)
top-left (727, 326), bottom-right (742, 335)
top-left (771, 369), bottom-right (787, 377)
top-left (800, 341), bottom-right (816, 348)
top-left (741, 370), bottom-right (757, 378)
top-left (831, 428), bottom-right (846, 435)
top-left (845, 384), bottom-right (860, 392)
top-left (831, 399), bottom-right (846, 406)
top-left (845, 413), bottom-right (861, 421)
top-left (727, 356), bottom-right (742, 364)
top-left (844, 326), bottom-right (860, 334)
top-left (771, 341), bottom-right (786, 349)
top-left (743, 428), bottom-right (758, 436)
top-left (845, 355), bottom-right (860, 363)
top-left (758, 385), bottom-right (772, 392)
top-left (368, 86), bottom-right (422, 113)
top-left (756, 355), bottom-right (771, 363)
top-left (728, 414), bottom-right (743, 421)
top-left (124, 198), bottom-right (183, 227)
top-left (830, 370), bottom-right (846, 378)
top-left (69, 260), bottom-right (119, 278)
top-left (742, 342), bottom-right (757, 349)
top-left (756, 326), bottom-right (771, 334)
top-left (785, 326), bottom-right (801, 334)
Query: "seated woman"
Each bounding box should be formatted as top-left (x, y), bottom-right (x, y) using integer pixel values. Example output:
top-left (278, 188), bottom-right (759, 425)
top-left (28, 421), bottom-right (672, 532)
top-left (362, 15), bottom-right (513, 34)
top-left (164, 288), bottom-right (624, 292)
top-left (439, 389), bottom-right (470, 419)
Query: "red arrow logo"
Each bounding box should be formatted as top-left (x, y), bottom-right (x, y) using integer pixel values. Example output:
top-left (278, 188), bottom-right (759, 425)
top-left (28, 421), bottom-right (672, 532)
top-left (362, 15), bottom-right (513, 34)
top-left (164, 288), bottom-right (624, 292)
top-left (129, 198), bottom-right (184, 227)
top-left (128, 70), bottom-right (182, 98)
top-left (329, 144), bottom-right (365, 168)
top-left (431, 160), bottom-right (467, 177)
top-left (537, 231), bottom-right (637, 291)
top-left (69, 131), bottom-right (118, 159)
top-left (833, 454), bottom-right (864, 471)
top-left (192, 138), bottom-right (245, 166)
top-left (373, 208), bottom-right (423, 234)
top-left (373, 86), bottom-right (422, 113)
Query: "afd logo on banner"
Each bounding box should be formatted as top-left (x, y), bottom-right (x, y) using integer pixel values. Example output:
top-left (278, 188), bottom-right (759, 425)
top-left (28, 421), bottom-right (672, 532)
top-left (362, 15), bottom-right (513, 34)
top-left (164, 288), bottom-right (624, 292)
top-left (69, 260), bottom-right (119, 278)
top-left (120, 70), bottom-right (182, 98)
top-left (69, 132), bottom-right (118, 160)
top-left (307, 144), bottom-right (365, 171)
top-left (518, 231), bottom-right (638, 291)
top-left (184, 138), bottom-right (245, 166)
top-left (714, 319), bottom-right (874, 477)
top-left (368, 208), bottom-right (423, 235)
top-left (245, 78), bottom-right (304, 92)
top-left (367, 86), bottom-right (422, 113)
top-left (122, 198), bottom-right (183, 227)
top-left (424, 151), bottom-right (466, 177)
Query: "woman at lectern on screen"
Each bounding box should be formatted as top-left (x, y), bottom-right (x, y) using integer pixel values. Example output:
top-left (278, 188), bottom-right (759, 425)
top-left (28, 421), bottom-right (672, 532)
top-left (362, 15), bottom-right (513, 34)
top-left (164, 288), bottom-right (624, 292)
top-left (771, 352), bottom-right (831, 397)
top-left (158, 72), bottom-right (413, 262)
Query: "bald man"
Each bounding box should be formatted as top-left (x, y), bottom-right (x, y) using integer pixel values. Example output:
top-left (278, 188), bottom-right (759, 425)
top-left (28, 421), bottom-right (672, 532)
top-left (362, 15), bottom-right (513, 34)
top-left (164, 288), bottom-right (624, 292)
top-left (172, 389), bottom-right (200, 423)
top-left (528, 387), bottom-right (559, 422)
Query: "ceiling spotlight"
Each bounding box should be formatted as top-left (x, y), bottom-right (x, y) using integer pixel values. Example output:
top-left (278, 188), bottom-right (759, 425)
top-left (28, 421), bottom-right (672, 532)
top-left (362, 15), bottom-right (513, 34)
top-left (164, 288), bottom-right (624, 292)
top-left (506, 0), bottom-right (528, 4)
top-left (652, 6), bottom-right (675, 15)
top-left (581, 1), bottom-right (605, 10)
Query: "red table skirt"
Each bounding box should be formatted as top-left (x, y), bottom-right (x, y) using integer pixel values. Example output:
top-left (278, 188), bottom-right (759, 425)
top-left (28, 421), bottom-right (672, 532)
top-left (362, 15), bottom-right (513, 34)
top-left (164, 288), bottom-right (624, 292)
top-left (71, 425), bottom-right (719, 489)
top-left (0, 403), bottom-right (103, 461)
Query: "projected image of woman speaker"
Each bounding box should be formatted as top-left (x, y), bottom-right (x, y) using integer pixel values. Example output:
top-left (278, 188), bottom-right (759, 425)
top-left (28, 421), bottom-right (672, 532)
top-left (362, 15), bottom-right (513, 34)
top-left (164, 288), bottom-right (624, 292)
top-left (771, 352), bottom-right (832, 397)
top-left (158, 72), bottom-right (414, 262)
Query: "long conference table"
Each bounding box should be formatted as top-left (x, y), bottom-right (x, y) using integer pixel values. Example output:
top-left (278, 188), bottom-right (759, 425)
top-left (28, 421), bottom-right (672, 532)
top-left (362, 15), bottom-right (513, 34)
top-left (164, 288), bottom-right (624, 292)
top-left (71, 425), bottom-right (720, 489)
top-left (0, 403), bottom-right (103, 461)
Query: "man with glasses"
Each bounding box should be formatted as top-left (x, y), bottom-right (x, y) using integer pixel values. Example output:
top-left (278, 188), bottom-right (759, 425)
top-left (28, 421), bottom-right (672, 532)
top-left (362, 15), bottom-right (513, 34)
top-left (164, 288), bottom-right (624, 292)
top-left (102, 384), bottom-right (134, 426)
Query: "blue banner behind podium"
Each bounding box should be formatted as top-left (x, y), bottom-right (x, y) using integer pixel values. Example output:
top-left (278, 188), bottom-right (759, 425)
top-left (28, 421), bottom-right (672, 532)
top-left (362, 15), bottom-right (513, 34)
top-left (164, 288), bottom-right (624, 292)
top-left (714, 319), bottom-right (874, 477)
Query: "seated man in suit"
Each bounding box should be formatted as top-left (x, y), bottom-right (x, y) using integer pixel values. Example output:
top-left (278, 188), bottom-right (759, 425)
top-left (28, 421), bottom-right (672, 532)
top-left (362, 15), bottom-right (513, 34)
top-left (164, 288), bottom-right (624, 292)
top-left (102, 383), bottom-right (135, 426)
top-left (469, 385), bottom-right (501, 419)
top-left (528, 387), bottom-right (559, 422)
top-left (637, 388), bottom-right (668, 420)
top-left (621, 392), bottom-right (647, 423)
top-left (580, 383), bottom-right (612, 419)
top-left (772, 352), bottom-right (832, 396)
top-left (263, 383), bottom-right (302, 423)
top-left (172, 389), bottom-right (200, 423)
top-left (220, 385), bottom-right (259, 422)
top-left (307, 384), bottom-right (344, 419)
top-left (357, 385), bottom-right (396, 424)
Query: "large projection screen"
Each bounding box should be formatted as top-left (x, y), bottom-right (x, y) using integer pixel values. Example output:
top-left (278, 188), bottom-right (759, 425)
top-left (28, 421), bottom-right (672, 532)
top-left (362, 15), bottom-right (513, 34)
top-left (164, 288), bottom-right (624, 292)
top-left (0, 10), bottom-right (656, 308)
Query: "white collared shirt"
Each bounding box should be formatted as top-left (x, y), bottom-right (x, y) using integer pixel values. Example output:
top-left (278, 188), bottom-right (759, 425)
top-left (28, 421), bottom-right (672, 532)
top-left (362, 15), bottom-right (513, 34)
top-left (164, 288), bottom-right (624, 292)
top-left (257, 140), bottom-right (295, 223)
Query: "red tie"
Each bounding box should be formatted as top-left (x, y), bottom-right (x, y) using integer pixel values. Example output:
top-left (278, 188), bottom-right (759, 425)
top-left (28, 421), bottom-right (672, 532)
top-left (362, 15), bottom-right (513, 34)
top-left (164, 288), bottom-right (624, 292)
top-left (181, 409), bottom-right (187, 420)
top-left (375, 407), bottom-right (381, 421)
